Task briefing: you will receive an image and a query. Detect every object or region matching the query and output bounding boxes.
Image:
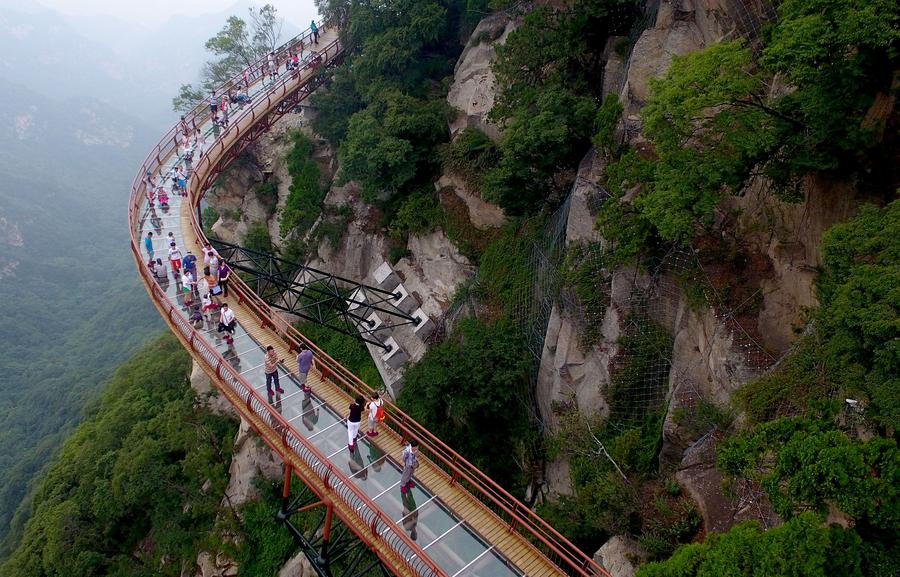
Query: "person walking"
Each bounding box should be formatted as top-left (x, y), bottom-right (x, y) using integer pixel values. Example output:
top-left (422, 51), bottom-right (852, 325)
top-left (144, 231), bottom-right (154, 259)
top-left (153, 258), bottom-right (168, 282)
top-left (367, 392), bottom-right (384, 437)
top-left (310, 20), bottom-right (319, 43)
top-left (183, 250), bottom-right (197, 279)
top-left (219, 303), bottom-right (236, 344)
top-left (208, 91), bottom-right (218, 120)
top-left (296, 344), bottom-right (313, 393)
top-left (400, 439), bottom-right (419, 493)
top-left (203, 266), bottom-right (220, 303)
top-left (217, 261), bottom-right (231, 297)
top-left (267, 51), bottom-right (277, 81)
top-left (168, 242), bottom-right (183, 274)
top-left (264, 345), bottom-right (284, 397)
top-left (347, 395), bottom-right (365, 452)
top-left (181, 268), bottom-right (195, 308)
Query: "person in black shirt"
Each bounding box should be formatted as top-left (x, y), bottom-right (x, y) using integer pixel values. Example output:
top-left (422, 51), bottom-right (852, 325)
top-left (347, 395), bottom-right (364, 452)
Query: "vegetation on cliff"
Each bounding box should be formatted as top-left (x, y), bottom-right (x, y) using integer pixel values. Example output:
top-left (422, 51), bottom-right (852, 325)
top-left (0, 335), bottom-right (237, 577)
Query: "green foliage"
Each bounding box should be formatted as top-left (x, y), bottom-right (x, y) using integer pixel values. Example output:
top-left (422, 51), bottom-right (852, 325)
top-left (279, 131), bottom-right (325, 238)
top-left (737, 202), bottom-right (899, 428)
top-left (440, 127), bottom-right (499, 194)
top-left (172, 5), bottom-right (284, 111)
top-left (561, 241), bottom-right (610, 345)
top-left (484, 86), bottom-right (597, 214)
top-left (227, 494), bottom-right (296, 577)
top-left (243, 221), bottom-right (274, 254)
top-left (592, 95), bottom-right (624, 154)
top-left (638, 513), bottom-right (870, 577)
top-left (202, 206), bottom-right (221, 239)
top-left (816, 201), bottom-right (900, 430)
top-left (477, 221), bottom-right (542, 314)
top-left (388, 245), bottom-right (411, 265)
top-left (602, 0), bottom-right (899, 247)
top-left (736, 334), bottom-right (827, 423)
top-left (538, 471), bottom-right (638, 552)
top-left (398, 317), bottom-right (535, 491)
top-left (486, 1), bottom-right (638, 214)
top-left (338, 93), bottom-right (449, 198)
top-left (608, 315), bottom-right (672, 424)
top-left (254, 179), bottom-right (279, 214)
top-left (717, 417), bottom-right (899, 533)
top-left (388, 188), bottom-right (444, 238)
top-left (0, 334), bottom-right (237, 577)
top-left (309, 69), bottom-right (364, 144)
top-left (294, 321), bottom-right (383, 389)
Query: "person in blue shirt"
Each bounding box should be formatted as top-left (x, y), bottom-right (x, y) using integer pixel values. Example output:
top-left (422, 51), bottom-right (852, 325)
top-left (144, 231), bottom-right (154, 260)
top-left (310, 20), bottom-right (319, 43)
top-left (182, 251), bottom-right (198, 296)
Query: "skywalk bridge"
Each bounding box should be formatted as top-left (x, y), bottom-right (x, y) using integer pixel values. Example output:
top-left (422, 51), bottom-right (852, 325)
top-left (128, 22), bottom-right (611, 577)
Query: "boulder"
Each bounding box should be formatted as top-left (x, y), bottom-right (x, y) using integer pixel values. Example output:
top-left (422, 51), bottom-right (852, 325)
top-left (447, 11), bottom-right (518, 140)
top-left (675, 433), bottom-right (778, 533)
top-left (190, 361), bottom-right (236, 417)
top-left (222, 418), bottom-right (283, 508)
top-left (278, 551), bottom-right (316, 577)
top-left (435, 172), bottom-right (506, 230)
top-left (593, 535), bottom-right (647, 577)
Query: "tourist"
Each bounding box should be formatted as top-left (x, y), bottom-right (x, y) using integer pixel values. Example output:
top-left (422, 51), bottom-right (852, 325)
top-left (217, 261), bottom-right (231, 297)
top-left (264, 345), bottom-right (284, 397)
top-left (153, 258), bottom-right (167, 282)
top-left (168, 242), bottom-right (183, 274)
top-left (219, 303), bottom-right (236, 344)
top-left (310, 20), bottom-right (319, 43)
top-left (267, 51), bottom-right (277, 81)
top-left (400, 439), bottom-right (419, 493)
top-left (190, 306), bottom-right (204, 329)
top-left (183, 250), bottom-right (197, 279)
top-left (194, 128), bottom-right (206, 158)
top-left (181, 268), bottom-right (195, 308)
top-left (144, 231), bottom-right (154, 259)
top-left (296, 344), bottom-right (313, 393)
top-left (367, 392), bottom-right (384, 437)
top-left (347, 395), bottom-right (365, 452)
top-left (208, 91), bottom-right (218, 120)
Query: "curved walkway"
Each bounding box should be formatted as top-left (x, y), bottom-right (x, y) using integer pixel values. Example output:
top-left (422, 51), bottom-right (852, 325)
top-left (129, 23), bottom-right (610, 577)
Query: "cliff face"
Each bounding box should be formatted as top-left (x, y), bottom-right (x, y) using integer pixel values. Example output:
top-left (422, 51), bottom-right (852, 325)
top-left (534, 0), bottom-right (858, 552)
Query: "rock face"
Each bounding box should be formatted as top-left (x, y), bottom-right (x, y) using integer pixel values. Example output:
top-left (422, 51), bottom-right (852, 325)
top-left (675, 433), bottom-right (778, 533)
top-left (209, 113), bottom-right (336, 248)
top-left (436, 172), bottom-right (506, 230)
top-left (278, 551), bottom-right (316, 577)
top-left (594, 535), bottom-right (648, 577)
top-left (447, 11), bottom-right (518, 140)
top-left (190, 361), bottom-right (237, 417)
top-left (223, 418), bottom-right (283, 508)
top-left (620, 0), bottom-right (776, 131)
top-left (732, 175), bottom-right (861, 354)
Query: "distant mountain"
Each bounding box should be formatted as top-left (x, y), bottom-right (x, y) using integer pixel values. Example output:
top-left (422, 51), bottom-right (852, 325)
top-left (0, 78), bottom-right (163, 557)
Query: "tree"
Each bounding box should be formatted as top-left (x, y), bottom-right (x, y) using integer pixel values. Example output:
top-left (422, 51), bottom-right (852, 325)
top-left (398, 317), bottom-right (535, 490)
top-left (171, 5), bottom-right (284, 111)
top-left (637, 513), bottom-right (867, 577)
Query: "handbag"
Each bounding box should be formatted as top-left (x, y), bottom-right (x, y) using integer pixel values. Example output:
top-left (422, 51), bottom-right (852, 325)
top-left (217, 322), bottom-right (226, 333)
top-left (211, 285), bottom-right (222, 295)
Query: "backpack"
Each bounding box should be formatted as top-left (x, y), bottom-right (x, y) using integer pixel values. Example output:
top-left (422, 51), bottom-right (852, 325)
top-left (375, 401), bottom-right (385, 423)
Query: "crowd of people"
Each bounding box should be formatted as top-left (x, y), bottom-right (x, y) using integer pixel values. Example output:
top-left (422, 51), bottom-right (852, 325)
top-left (138, 18), bottom-right (423, 520)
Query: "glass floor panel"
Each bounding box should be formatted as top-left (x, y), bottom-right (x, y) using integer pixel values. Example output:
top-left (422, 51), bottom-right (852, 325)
top-left (424, 521), bottom-right (490, 576)
top-left (459, 548), bottom-right (524, 577)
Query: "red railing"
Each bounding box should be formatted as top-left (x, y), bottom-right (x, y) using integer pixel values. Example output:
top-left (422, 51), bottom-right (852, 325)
top-left (129, 22), bottom-right (611, 577)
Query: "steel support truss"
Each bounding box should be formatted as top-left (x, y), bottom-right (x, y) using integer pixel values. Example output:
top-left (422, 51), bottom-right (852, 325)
top-left (277, 465), bottom-right (394, 577)
top-left (211, 238), bottom-right (420, 351)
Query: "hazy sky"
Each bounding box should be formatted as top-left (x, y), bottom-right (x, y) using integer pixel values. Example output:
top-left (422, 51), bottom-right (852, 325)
top-left (35, 0), bottom-right (320, 29)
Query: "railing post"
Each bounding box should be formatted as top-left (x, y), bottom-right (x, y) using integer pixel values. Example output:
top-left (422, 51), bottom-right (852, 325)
top-left (317, 498), bottom-right (334, 569)
top-left (281, 463), bottom-right (293, 514)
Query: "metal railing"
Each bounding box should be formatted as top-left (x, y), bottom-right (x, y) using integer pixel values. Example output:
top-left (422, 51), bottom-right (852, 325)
top-left (128, 21), bottom-right (611, 577)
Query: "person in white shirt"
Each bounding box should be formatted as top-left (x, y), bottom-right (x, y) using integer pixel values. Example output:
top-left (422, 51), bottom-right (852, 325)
top-left (366, 392), bottom-right (384, 437)
top-left (219, 303), bottom-right (236, 344)
top-left (168, 242), bottom-right (183, 273)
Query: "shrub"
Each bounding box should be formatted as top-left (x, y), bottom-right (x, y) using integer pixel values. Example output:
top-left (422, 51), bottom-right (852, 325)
top-left (242, 221), bottom-right (273, 254)
top-left (441, 127), bottom-right (499, 194)
top-left (280, 131), bottom-right (324, 238)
